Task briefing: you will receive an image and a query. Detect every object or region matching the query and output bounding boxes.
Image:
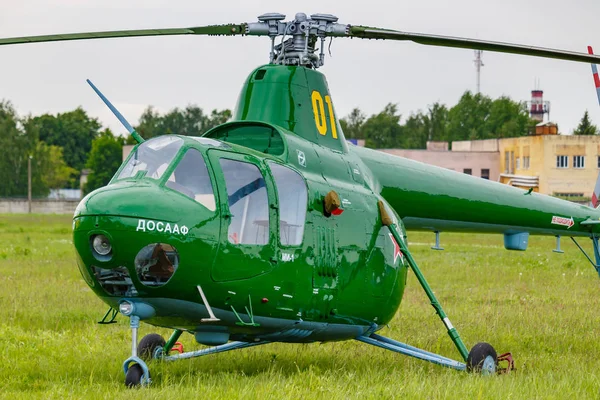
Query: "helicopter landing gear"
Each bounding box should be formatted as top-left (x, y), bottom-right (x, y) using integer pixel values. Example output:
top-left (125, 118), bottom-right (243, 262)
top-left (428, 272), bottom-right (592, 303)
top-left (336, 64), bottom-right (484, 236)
top-left (122, 315), bottom-right (151, 387)
top-left (121, 321), bottom-right (270, 387)
top-left (123, 329), bottom-right (186, 387)
top-left (125, 363), bottom-right (145, 387)
top-left (356, 333), bottom-right (467, 370)
top-left (466, 343), bottom-right (515, 374)
top-left (466, 342), bottom-right (497, 375)
top-left (138, 333), bottom-right (166, 361)
top-left (373, 208), bottom-right (512, 374)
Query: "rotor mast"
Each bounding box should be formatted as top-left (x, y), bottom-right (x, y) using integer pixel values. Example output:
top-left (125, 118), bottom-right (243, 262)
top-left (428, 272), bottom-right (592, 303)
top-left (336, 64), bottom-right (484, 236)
top-left (247, 13), bottom-right (347, 69)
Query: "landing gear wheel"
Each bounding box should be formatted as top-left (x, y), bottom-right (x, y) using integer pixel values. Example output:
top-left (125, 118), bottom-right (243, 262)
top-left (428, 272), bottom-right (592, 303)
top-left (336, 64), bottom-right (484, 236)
top-left (138, 333), bottom-right (166, 361)
top-left (125, 363), bottom-right (145, 387)
top-left (467, 342), bottom-right (497, 375)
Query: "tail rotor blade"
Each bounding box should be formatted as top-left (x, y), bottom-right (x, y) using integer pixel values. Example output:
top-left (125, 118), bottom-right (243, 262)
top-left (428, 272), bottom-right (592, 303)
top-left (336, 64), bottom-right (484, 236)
top-left (587, 46), bottom-right (600, 208)
top-left (587, 46), bottom-right (600, 107)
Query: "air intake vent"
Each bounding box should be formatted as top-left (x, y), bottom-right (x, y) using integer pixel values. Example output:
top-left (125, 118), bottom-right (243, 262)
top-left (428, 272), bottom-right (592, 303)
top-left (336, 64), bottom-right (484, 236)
top-left (254, 69), bottom-right (267, 80)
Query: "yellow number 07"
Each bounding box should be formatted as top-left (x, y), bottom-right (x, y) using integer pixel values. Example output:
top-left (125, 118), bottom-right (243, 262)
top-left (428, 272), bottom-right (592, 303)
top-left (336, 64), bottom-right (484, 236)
top-left (311, 90), bottom-right (338, 139)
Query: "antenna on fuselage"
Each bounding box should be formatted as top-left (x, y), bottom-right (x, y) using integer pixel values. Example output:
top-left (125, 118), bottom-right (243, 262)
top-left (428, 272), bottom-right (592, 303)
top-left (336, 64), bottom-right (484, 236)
top-left (86, 79), bottom-right (145, 144)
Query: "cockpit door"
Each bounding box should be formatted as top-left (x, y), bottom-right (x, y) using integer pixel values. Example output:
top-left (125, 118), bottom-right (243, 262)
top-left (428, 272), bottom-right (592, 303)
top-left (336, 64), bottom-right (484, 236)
top-left (207, 150), bottom-right (278, 282)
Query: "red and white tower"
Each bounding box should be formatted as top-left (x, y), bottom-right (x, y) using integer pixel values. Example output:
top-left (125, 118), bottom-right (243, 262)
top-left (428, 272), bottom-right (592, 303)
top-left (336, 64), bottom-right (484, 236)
top-left (529, 89), bottom-right (550, 122)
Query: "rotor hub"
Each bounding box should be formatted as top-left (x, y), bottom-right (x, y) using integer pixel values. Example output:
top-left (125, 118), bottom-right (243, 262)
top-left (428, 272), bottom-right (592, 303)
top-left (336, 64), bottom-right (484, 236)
top-left (247, 13), bottom-right (348, 68)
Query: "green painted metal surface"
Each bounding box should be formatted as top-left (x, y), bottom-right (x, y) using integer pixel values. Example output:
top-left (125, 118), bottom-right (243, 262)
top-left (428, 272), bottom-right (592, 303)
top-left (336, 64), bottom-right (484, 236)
top-left (73, 65), bottom-right (600, 343)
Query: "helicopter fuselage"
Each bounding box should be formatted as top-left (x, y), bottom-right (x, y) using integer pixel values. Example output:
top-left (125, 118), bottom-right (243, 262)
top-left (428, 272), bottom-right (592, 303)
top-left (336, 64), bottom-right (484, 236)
top-left (73, 128), bottom-right (407, 344)
top-left (73, 64), bottom-right (600, 346)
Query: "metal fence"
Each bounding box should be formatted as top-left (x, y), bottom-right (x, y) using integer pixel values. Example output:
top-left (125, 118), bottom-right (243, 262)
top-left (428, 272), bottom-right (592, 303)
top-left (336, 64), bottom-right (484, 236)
top-left (0, 198), bottom-right (79, 214)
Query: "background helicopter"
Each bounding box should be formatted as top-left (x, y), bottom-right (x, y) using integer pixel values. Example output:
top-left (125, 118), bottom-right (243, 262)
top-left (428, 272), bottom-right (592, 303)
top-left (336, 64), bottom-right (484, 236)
top-left (3, 10), bottom-right (600, 388)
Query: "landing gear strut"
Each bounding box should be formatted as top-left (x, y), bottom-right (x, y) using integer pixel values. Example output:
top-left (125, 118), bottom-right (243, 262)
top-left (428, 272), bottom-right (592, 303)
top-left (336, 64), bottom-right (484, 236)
top-left (121, 321), bottom-right (270, 387)
top-left (367, 201), bottom-right (512, 374)
top-left (122, 315), bottom-right (151, 387)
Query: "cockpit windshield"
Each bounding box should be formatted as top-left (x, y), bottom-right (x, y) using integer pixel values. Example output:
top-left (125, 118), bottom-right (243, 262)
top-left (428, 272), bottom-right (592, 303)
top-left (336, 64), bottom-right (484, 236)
top-left (166, 149), bottom-right (216, 211)
top-left (118, 136), bottom-right (183, 180)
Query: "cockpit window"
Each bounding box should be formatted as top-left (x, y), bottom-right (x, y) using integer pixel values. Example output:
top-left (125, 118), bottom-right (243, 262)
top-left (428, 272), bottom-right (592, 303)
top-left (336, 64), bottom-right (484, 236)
top-left (190, 137), bottom-right (231, 149)
top-left (268, 162), bottom-right (307, 246)
top-left (219, 159), bottom-right (269, 245)
top-left (166, 149), bottom-right (216, 211)
top-left (118, 136), bottom-right (183, 180)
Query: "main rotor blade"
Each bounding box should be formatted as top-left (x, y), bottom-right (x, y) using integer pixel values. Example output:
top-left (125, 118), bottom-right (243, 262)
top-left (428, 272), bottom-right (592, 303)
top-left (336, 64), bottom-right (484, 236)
top-left (348, 26), bottom-right (600, 64)
top-left (0, 24), bottom-right (246, 47)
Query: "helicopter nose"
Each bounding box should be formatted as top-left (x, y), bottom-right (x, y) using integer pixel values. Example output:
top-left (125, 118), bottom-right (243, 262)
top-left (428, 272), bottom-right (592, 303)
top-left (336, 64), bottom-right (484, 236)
top-left (75, 180), bottom-right (184, 220)
top-left (73, 181), bottom-right (220, 299)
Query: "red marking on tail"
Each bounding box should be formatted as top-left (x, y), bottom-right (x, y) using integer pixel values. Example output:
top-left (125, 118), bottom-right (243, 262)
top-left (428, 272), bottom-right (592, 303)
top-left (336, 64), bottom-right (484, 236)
top-left (594, 73), bottom-right (600, 88)
top-left (593, 192), bottom-right (599, 208)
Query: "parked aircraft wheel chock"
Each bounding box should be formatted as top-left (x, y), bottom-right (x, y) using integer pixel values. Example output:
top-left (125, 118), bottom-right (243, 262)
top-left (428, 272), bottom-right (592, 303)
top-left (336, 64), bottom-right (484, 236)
top-left (171, 342), bottom-right (185, 354)
top-left (497, 352), bottom-right (515, 374)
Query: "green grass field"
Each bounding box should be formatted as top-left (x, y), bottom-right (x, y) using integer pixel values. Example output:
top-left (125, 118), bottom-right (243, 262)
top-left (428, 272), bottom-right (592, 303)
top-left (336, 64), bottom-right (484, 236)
top-left (1, 214), bottom-right (599, 399)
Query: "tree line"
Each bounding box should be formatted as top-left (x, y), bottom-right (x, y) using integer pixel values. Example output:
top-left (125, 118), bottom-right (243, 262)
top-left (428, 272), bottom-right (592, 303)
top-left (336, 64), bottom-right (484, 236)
top-left (1, 91), bottom-right (597, 198)
top-left (341, 91), bottom-right (541, 149)
top-left (0, 103), bottom-right (231, 198)
top-left (341, 92), bottom-right (598, 148)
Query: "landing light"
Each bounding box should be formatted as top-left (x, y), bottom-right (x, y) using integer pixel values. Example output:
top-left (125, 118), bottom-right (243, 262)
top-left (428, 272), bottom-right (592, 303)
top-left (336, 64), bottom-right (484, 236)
top-left (117, 300), bottom-right (156, 319)
top-left (92, 234), bottom-right (112, 257)
top-left (119, 301), bottom-right (133, 316)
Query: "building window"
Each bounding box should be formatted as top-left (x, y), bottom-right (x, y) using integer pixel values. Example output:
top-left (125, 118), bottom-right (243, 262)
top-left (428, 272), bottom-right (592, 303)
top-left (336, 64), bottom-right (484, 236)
top-left (523, 156), bottom-right (530, 170)
top-left (553, 192), bottom-right (584, 199)
top-left (597, 156), bottom-right (600, 168)
top-left (516, 158), bottom-right (520, 170)
top-left (510, 152), bottom-right (515, 174)
top-left (556, 155), bottom-right (569, 168)
top-left (481, 169), bottom-right (490, 180)
top-left (573, 155), bottom-right (585, 169)
top-left (463, 168), bottom-right (472, 175)
top-left (504, 151), bottom-right (515, 174)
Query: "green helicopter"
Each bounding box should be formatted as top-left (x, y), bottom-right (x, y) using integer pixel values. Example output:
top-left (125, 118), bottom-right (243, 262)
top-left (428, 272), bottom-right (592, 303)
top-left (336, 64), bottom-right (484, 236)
top-left (3, 12), bottom-right (600, 387)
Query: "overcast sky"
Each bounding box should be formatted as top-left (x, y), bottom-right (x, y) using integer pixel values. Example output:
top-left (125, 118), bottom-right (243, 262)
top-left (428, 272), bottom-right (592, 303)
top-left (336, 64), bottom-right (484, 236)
top-left (1, 0), bottom-right (599, 137)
